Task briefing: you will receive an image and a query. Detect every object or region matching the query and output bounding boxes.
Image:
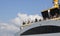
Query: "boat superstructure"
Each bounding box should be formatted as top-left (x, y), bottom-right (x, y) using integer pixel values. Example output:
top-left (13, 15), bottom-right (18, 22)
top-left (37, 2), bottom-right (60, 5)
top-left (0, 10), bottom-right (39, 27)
top-left (20, 0), bottom-right (60, 36)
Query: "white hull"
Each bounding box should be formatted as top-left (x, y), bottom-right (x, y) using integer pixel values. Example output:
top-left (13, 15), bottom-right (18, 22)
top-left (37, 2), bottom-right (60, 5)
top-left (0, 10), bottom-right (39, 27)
top-left (21, 20), bottom-right (60, 36)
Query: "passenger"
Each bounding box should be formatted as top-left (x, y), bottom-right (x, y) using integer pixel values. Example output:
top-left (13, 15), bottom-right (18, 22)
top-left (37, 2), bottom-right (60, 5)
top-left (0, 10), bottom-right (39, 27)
top-left (27, 20), bottom-right (30, 24)
top-left (43, 18), bottom-right (46, 20)
top-left (22, 21), bottom-right (26, 25)
top-left (35, 18), bottom-right (38, 22)
top-left (39, 19), bottom-right (41, 21)
top-left (31, 21), bottom-right (33, 23)
top-left (55, 12), bottom-right (59, 17)
top-left (53, 13), bottom-right (58, 18)
top-left (50, 15), bottom-right (53, 19)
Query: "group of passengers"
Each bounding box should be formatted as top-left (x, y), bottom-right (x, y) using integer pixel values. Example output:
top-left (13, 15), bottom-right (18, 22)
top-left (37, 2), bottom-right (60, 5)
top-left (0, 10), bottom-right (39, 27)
top-left (22, 18), bottom-right (42, 25)
top-left (44, 12), bottom-right (60, 20)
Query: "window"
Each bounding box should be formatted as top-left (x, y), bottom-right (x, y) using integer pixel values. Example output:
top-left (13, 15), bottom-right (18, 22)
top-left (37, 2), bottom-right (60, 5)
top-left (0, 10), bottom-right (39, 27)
top-left (21, 25), bottom-right (60, 35)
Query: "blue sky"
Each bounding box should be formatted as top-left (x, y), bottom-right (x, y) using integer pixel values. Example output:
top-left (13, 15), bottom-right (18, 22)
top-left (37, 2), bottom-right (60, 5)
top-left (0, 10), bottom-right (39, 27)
top-left (0, 0), bottom-right (60, 36)
top-left (0, 0), bottom-right (60, 22)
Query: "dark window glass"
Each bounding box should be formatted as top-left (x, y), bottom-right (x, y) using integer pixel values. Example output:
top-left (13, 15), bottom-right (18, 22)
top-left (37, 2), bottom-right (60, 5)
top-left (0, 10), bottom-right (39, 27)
top-left (21, 25), bottom-right (60, 35)
top-left (41, 11), bottom-right (50, 20)
top-left (50, 8), bottom-right (60, 18)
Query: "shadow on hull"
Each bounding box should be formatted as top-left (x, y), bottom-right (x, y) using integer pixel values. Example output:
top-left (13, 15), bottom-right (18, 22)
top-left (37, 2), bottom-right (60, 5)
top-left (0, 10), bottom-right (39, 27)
top-left (21, 25), bottom-right (60, 35)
